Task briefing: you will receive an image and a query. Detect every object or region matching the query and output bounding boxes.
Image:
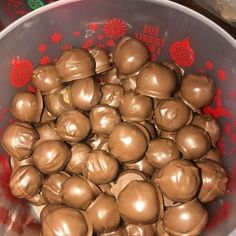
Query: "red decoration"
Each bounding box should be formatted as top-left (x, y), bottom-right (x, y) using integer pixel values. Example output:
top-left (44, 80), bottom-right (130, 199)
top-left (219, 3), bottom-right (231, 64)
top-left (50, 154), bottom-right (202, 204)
top-left (217, 137), bottom-right (226, 157)
top-left (88, 22), bottom-right (98, 31)
top-left (61, 43), bottom-right (72, 51)
top-left (82, 39), bottom-right (94, 49)
top-left (106, 39), bottom-right (115, 47)
top-left (224, 123), bottom-right (231, 136)
top-left (10, 58), bottom-right (33, 88)
top-left (40, 56), bottom-right (50, 65)
top-left (98, 34), bottom-right (105, 41)
top-left (230, 133), bottom-right (236, 144)
top-left (38, 43), bottom-right (47, 53)
top-left (103, 18), bottom-right (127, 39)
top-left (205, 60), bottom-right (214, 70)
top-left (217, 69), bottom-right (227, 81)
top-left (169, 38), bottom-right (195, 67)
top-left (28, 85), bottom-right (37, 93)
top-left (73, 31), bottom-right (81, 37)
top-left (228, 165), bottom-right (236, 193)
top-left (50, 32), bottom-right (63, 44)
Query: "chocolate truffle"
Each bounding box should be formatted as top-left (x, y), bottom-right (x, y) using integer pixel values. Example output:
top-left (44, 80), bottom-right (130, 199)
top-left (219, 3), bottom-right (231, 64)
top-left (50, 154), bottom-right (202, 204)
top-left (40, 204), bottom-right (64, 221)
top-left (201, 147), bottom-right (221, 163)
top-left (90, 105), bottom-right (121, 134)
top-left (108, 122), bottom-right (148, 163)
top-left (146, 138), bottom-right (181, 168)
top-left (32, 65), bottom-right (63, 95)
top-left (101, 68), bottom-right (121, 85)
top-left (56, 110), bottom-right (90, 143)
top-left (28, 191), bottom-right (47, 206)
top-left (87, 133), bottom-right (109, 151)
top-left (1, 122), bottom-right (39, 160)
top-left (32, 140), bottom-right (71, 174)
top-left (191, 114), bottom-right (221, 146)
top-left (121, 76), bottom-right (137, 91)
top-left (100, 228), bottom-right (123, 236)
top-left (156, 220), bottom-right (170, 236)
top-left (55, 48), bottom-right (96, 82)
top-left (101, 84), bottom-right (124, 108)
top-left (154, 98), bottom-right (192, 132)
top-left (161, 61), bottom-right (183, 80)
top-left (119, 91), bottom-right (153, 122)
top-left (159, 130), bottom-right (176, 142)
top-left (66, 143), bottom-right (91, 175)
top-left (163, 199), bottom-right (208, 236)
top-left (152, 159), bottom-right (201, 202)
top-left (11, 91), bottom-right (43, 123)
top-left (9, 165), bottom-right (43, 198)
top-left (113, 37), bottom-right (150, 76)
top-left (179, 73), bottom-right (216, 110)
top-left (83, 150), bottom-right (119, 184)
top-left (123, 224), bottom-right (156, 236)
top-left (196, 159), bottom-right (228, 203)
top-left (70, 77), bottom-right (102, 111)
top-left (140, 121), bottom-right (157, 139)
top-left (89, 47), bottom-right (111, 74)
top-left (176, 125), bottom-right (211, 160)
top-left (136, 63), bottom-right (177, 99)
top-left (41, 107), bottom-right (56, 123)
top-left (41, 207), bottom-right (88, 236)
top-left (86, 194), bottom-right (120, 233)
top-left (42, 171), bottom-right (70, 204)
top-left (10, 156), bottom-right (34, 172)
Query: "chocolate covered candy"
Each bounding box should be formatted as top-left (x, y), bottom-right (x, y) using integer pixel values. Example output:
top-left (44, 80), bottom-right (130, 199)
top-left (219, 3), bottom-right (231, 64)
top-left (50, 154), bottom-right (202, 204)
top-left (101, 68), bottom-right (121, 85)
top-left (86, 133), bottom-right (109, 151)
top-left (201, 147), bottom-right (221, 163)
top-left (10, 156), bottom-right (34, 172)
top-left (123, 224), bottom-right (156, 236)
top-left (27, 191), bottom-right (47, 206)
top-left (121, 76), bottom-right (137, 91)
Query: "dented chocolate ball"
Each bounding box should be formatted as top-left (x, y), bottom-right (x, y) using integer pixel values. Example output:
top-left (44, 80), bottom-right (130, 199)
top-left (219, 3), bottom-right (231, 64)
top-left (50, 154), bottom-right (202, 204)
top-left (86, 133), bottom-right (109, 151)
top-left (101, 68), bottom-right (121, 85)
top-left (121, 76), bottom-right (137, 91)
top-left (27, 191), bottom-right (47, 206)
top-left (123, 224), bottom-right (156, 236)
top-left (201, 147), bottom-right (221, 163)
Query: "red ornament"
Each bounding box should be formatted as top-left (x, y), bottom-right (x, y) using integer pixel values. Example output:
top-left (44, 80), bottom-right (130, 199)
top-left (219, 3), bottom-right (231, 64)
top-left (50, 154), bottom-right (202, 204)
top-left (40, 56), bottom-right (50, 65)
top-left (217, 69), bottom-right (227, 81)
top-left (50, 32), bottom-right (63, 44)
top-left (169, 38), bottom-right (195, 67)
top-left (98, 34), bottom-right (105, 41)
top-left (88, 22), bottom-right (98, 31)
top-left (38, 43), bottom-right (47, 53)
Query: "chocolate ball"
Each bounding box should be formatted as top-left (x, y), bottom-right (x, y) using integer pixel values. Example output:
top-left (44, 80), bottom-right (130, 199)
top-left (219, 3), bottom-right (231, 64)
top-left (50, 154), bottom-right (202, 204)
top-left (196, 159), bottom-right (228, 203)
top-left (140, 121), bottom-right (157, 139)
top-left (42, 171), bottom-right (70, 204)
top-left (11, 91), bottom-right (43, 123)
top-left (108, 122), bottom-right (148, 163)
top-left (90, 105), bottom-right (121, 134)
top-left (1, 122), bottom-right (39, 160)
top-left (83, 150), bottom-right (119, 184)
top-left (66, 143), bottom-right (91, 175)
top-left (156, 220), bottom-right (170, 236)
top-left (32, 65), bottom-right (63, 95)
top-left (41, 107), bottom-right (56, 123)
top-left (161, 61), bottom-right (183, 80)
top-left (101, 84), bottom-right (124, 108)
top-left (136, 63), bottom-right (177, 99)
top-left (163, 199), bottom-right (208, 236)
top-left (179, 73), bottom-right (216, 110)
top-left (28, 191), bottom-right (47, 206)
top-left (32, 140), bottom-right (71, 174)
top-left (152, 159), bottom-right (201, 202)
top-left (113, 37), bottom-right (150, 76)
top-left (117, 181), bottom-right (163, 224)
top-left (123, 224), bottom-right (156, 236)
top-left (119, 91), bottom-right (153, 122)
top-left (70, 77), bottom-right (102, 111)
top-left (9, 165), bottom-right (43, 198)
top-left (40, 204), bottom-right (64, 221)
top-left (176, 125), bottom-right (211, 160)
top-left (86, 133), bottom-right (109, 151)
top-left (55, 48), bottom-right (96, 82)
top-left (146, 138), bottom-right (181, 168)
top-left (121, 76), bottom-right (137, 91)
top-left (100, 228), bottom-right (124, 236)
top-left (41, 207), bottom-right (88, 236)
top-left (159, 130), bottom-right (176, 141)
top-left (56, 110), bottom-right (91, 143)
top-left (201, 147), bottom-right (221, 163)
top-left (101, 67), bottom-right (121, 85)
top-left (86, 194), bottom-right (120, 233)
top-left (154, 98), bottom-right (192, 132)
top-left (10, 156), bottom-right (34, 172)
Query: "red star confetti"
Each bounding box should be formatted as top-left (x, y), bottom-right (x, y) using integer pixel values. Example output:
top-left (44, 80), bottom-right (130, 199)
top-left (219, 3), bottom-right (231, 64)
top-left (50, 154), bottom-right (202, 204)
top-left (106, 39), bottom-right (114, 47)
top-left (88, 22), bottom-right (98, 31)
top-left (50, 32), bottom-right (62, 44)
top-left (73, 31), bottom-right (81, 37)
top-left (205, 60), bottom-right (214, 70)
top-left (82, 38), bottom-right (94, 49)
top-left (217, 69), bottom-right (227, 81)
top-left (40, 56), bottom-right (50, 65)
top-left (98, 34), bottom-right (105, 41)
top-left (38, 43), bottom-right (47, 53)
top-left (61, 43), bottom-right (72, 51)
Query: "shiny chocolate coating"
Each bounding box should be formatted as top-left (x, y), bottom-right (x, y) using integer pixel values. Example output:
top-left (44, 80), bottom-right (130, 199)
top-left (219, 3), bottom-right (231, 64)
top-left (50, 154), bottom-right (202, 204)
top-left (140, 121), bottom-right (157, 139)
top-left (113, 37), bottom-right (150, 75)
top-left (163, 199), bottom-right (208, 236)
top-left (152, 159), bottom-right (201, 202)
top-left (121, 76), bottom-right (137, 91)
top-left (146, 138), bottom-right (181, 168)
top-left (83, 150), bottom-right (119, 184)
top-left (55, 48), bottom-right (96, 82)
top-left (66, 143), bottom-right (91, 175)
top-left (101, 84), bottom-right (124, 108)
top-left (117, 181), bottom-right (163, 224)
top-left (191, 114), bottom-right (221, 146)
top-left (156, 220), bottom-right (170, 236)
top-left (32, 140), bottom-right (71, 174)
top-left (70, 77), bottom-right (102, 111)
top-left (90, 105), bottom-right (121, 134)
top-left (108, 122), bottom-right (148, 163)
top-left (100, 228), bottom-right (123, 236)
top-left (86, 133), bottom-right (109, 151)
top-left (10, 156), bottom-right (34, 172)
top-left (201, 147), bottom-right (221, 163)
top-left (136, 63), bottom-right (177, 99)
top-left (42, 171), bottom-right (70, 204)
top-left (1, 122), bottom-right (39, 160)
top-left (41, 107), bottom-right (56, 123)
top-left (119, 91), bottom-right (153, 122)
top-left (27, 191), bottom-right (47, 206)
top-left (196, 159), bottom-right (228, 203)
top-left (123, 224), bottom-right (156, 236)
top-left (61, 176), bottom-right (94, 209)
top-left (159, 130), bottom-right (176, 142)
top-left (11, 91), bottom-right (43, 123)
top-left (86, 194), bottom-right (120, 233)
top-left (41, 207), bottom-right (88, 236)
top-left (154, 98), bottom-right (191, 132)
top-left (40, 204), bottom-right (64, 221)
top-left (161, 61), bottom-right (183, 80)
top-left (32, 65), bottom-right (63, 95)
top-left (176, 125), bottom-right (211, 160)
top-left (56, 110), bottom-right (91, 143)
top-left (9, 165), bottom-right (43, 198)
top-left (89, 47), bottom-right (111, 74)
top-left (101, 68), bottom-right (121, 85)
top-left (179, 73), bottom-right (216, 110)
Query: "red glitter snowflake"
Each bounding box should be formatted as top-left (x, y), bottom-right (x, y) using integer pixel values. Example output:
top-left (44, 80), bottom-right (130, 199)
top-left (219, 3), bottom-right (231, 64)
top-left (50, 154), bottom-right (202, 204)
top-left (88, 22), bottom-right (98, 31)
top-left (40, 56), bottom-right (50, 65)
top-left (205, 60), bottom-right (214, 70)
top-left (50, 32), bottom-right (63, 44)
top-left (10, 58), bottom-right (33, 88)
top-left (73, 31), bottom-right (81, 37)
top-left (82, 39), bottom-right (94, 49)
top-left (61, 43), bottom-right (72, 51)
top-left (103, 18), bottom-right (127, 39)
top-left (217, 69), bottom-right (227, 81)
top-left (98, 34), bottom-right (105, 41)
top-left (38, 43), bottom-right (47, 53)
top-left (106, 39), bottom-right (114, 47)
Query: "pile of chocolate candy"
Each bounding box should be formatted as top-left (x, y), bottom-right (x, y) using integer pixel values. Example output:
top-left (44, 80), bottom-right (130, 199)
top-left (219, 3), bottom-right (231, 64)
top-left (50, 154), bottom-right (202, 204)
top-left (1, 37), bottom-right (228, 236)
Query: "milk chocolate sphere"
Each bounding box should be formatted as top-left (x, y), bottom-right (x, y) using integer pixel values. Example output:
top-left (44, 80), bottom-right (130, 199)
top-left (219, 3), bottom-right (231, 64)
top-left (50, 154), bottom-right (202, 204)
top-left (152, 159), bottom-right (201, 202)
top-left (123, 224), bottom-right (156, 236)
top-left (140, 121), bottom-right (157, 139)
top-left (41, 107), bottom-right (56, 123)
top-left (176, 125), bottom-right (211, 160)
top-left (121, 76), bottom-right (137, 91)
top-left (10, 156), bottom-right (34, 172)
top-left (113, 37), bottom-right (150, 75)
top-left (117, 181), bottom-right (163, 224)
top-left (101, 67), bottom-right (121, 85)
top-left (1, 122), bottom-right (39, 160)
top-left (201, 147), bottom-right (221, 163)
top-left (100, 228), bottom-right (124, 236)
top-left (9, 165), bottom-right (43, 198)
top-left (163, 199), bottom-right (208, 236)
top-left (87, 133), bottom-right (109, 151)
top-left (27, 191), bottom-right (47, 206)
top-left (55, 48), bottom-right (96, 82)
top-left (160, 130), bottom-right (177, 141)
top-left (162, 61), bottom-right (183, 80)
top-left (40, 204), bottom-right (64, 221)
top-left (108, 122), bottom-right (148, 163)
